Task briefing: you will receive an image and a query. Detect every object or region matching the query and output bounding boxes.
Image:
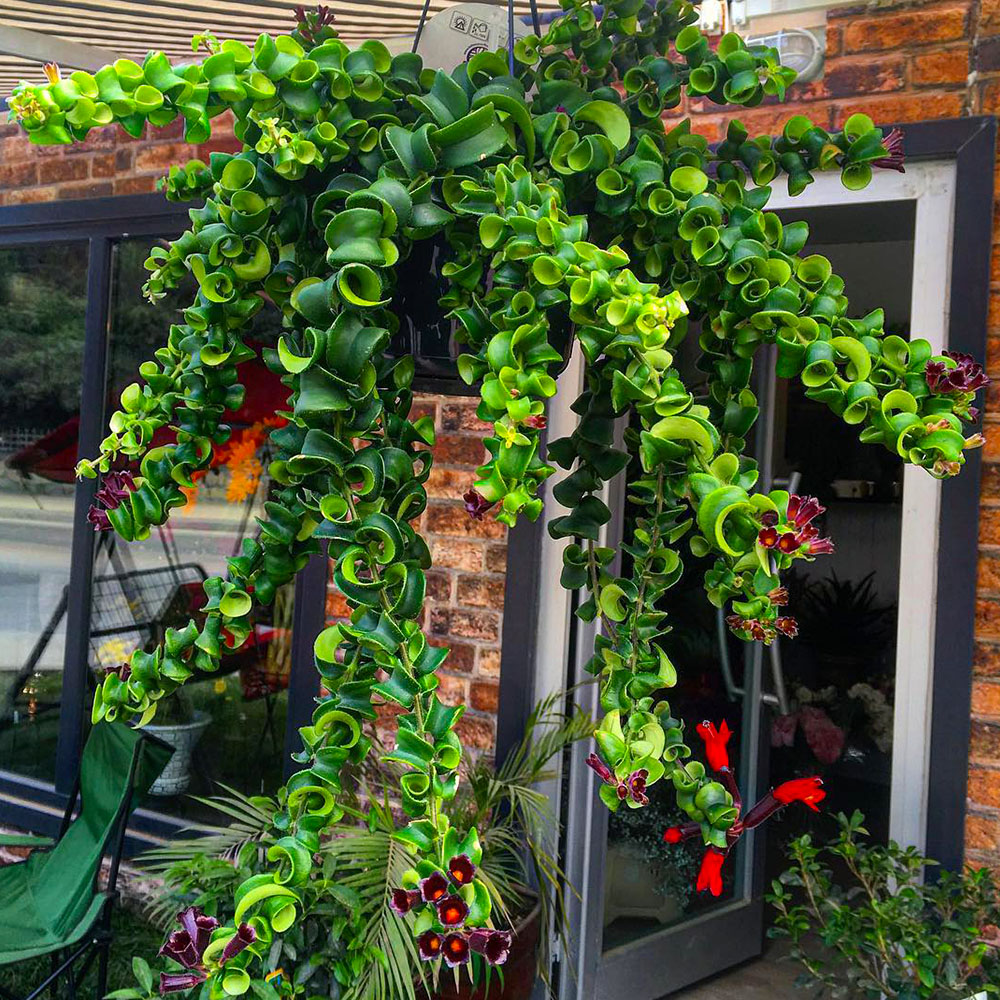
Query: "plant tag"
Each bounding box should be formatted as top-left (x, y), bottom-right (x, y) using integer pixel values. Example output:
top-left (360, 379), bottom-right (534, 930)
top-left (415, 2), bottom-right (531, 69)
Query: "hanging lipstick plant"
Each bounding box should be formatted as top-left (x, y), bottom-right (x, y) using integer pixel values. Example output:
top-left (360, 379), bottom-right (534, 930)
top-left (8, 0), bottom-right (988, 994)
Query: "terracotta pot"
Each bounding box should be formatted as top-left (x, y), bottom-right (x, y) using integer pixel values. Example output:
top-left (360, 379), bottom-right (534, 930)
top-left (417, 899), bottom-right (542, 1000)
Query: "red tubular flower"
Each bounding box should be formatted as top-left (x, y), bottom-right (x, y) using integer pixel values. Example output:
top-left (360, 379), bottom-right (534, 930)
top-left (524, 414), bottom-right (547, 429)
top-left (803, 536), bottom-right (835, 556)
top-left (758, 526), bottom-right (779, 548)
top-left (447, 853), bottom-right (475, 886)
top-left (463, 488), bottom-right (495, 520)
top-left (390, 888), bottom-right (421, 916)
top-left (442, 933), bottom-right (471, 968)
top-left (786, 494), bottom-right (824, 529)
top-left (696, 720), bottom-right (733, 772)
top-left (760, 510), bottom-right (779, 527)
top-left (159, 907), bottom-right (219, 970)
top-left (87, 506), bottom-right (111, 531)
top-left (436, 894), bottom-right (469, 927)
top-left (419, 871), bottom-right (449, 903)
top-left (773, 776), bottom-right (826, 812)
top-left (777, 532), bottom-right (800, 554)
top-left (696, 847), bottom-right (727, 897)
top-left (418, 931), bottom-right (443, 961)
top-left (663, 826), bottom-right (683, 844)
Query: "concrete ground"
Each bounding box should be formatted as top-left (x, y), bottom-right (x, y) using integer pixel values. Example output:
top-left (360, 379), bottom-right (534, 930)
top-left (679, 945), bottom-right (802, 999)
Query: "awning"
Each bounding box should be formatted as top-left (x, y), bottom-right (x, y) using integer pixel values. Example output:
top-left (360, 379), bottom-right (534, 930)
top-left (0, 1), bottom-right (564, 95)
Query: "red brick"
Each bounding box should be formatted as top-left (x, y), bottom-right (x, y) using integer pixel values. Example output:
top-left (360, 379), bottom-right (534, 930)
top-left (976, 598), bottom-right (1000, 637)
top-left (985, 0), bottom-right (1000, 32)
top-left (978, 552), bottom-right (1000, 593)
top-left (477, 647), bottom-right (501, 678)
top-left (197, 135), bottom-right (244, 158)
top-left (440, 401), bottom-right (492, 433)
top-left (58, 181), bottom-right (113, 200)
top-left (437, 672), bottom-right (469, 707)
top-left (134, 143), bottom-right (189, 172)
top-left (65, 126), bottom-right (116, 152)
top-left (0, 184), bottom-right (58, 205)
top-left (980, 506), bottom-right (1000, 545)
top-left (843, 6), bottom-right (969, 52)
top-left (113, 176), bottom-right (158, 195)
top-left (457, 574), bottom-right (506, 610)
top-left (434, 433), bottom-right (487, 467)
top-left (430, 607), bottom-right (500, 642)
top-left (426, 466), bottom-right (472, 500)
top-left (968, 765), bottom-right (1000, 808)
top-left (826, 22), bottom-right (843, 58)
top-left (326, 588), bottom-right (350, 620)
top-left (971, 719), bottom-right (1000, 758)
top-left (976, 34), bottom-right (1000, 72)
top-left (471, 679), bottom-right (500, 713)
top-left (966, 811), bottom-right (1000, 851)
top-left (425, 503), bottom-right (507, 540)
top-left (975, 640), bottom-right (1000, 677)
top-left (431, 638), bottom-right (474, 673)
top-left (974, 680), bottom-right (1000, 717)
top-left (455, 714), bottom-right (495, 751)
top-left (797, 55), bottom-right (905, 101)
top-left (431, 539), bottom-right (483, 572)
top-left (0, 161), bottom-right (37, 188)
top-left (485, 542), bottom-right (508, 573)
top-left (115, 148), bottom-right (134, 172)
top-left (90, 153), bottom-right (116, 179)
top-left (425, 570), bottom-right (452, 602)
top-left (912, 46), bottom-right (970, 85)
top-left (38, 157), bottom-right (88, 184)
top-left (828, 90), bottom-right (966, 126)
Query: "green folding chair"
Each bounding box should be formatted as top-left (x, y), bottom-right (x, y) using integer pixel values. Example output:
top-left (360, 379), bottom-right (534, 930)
top-left (0, 724), bottom-right (172, 1000)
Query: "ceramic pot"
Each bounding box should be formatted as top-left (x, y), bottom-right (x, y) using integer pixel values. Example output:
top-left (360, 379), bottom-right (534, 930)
top-left (143, 710), bottom-right (210, 795)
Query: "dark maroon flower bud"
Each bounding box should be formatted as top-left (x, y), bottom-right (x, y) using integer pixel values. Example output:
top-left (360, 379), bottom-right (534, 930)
top-left (389, 888), bottom-right (420, 916)
top-left (177, 907), bottom-right (219, 957)
top-left (804, 536), bottom-right (835, 556)
top-left (220, 923), bottom-right (256, 965)
top-left (585, 752), bottom-right (614, 785)
top-left (442, 932), bottom-right (471, 967)
top-left (873, 127), bottom-right (905, 173)
top-left (926, 351), bottom-right (990, 395)
top-left (159, 972), bottom-right (207, 994)
top-left (463, 488), bottom-right (495, 521)
top-left (417, 930), bottom-right (443, 961)
top-left (419, 871), bottom-right (449, 903)
top-left (87, 506), bottom-right (111, 531)
top-left (768, 587), bottom-right (789, 605)
top-left (759, 510), bottom-right (779, 527)
top-left (95, 470), bottom-right (136, 510)
top-left (447, 854), bottom-right (475, 886)
top-left (524, 414), bottom-right (547, 429)
top-left (159, 930), bottom-right (200, 971)
top-left (436, 894), bottom-right (469, 927)
top-left (471, 929), bottom-right (512, 965)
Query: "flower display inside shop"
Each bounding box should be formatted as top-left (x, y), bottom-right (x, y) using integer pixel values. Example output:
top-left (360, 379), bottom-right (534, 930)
top-left (7, 0), bottom-right (988, 993)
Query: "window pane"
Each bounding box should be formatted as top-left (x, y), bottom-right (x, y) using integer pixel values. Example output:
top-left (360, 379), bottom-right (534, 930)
top-left (89, 238), bottom-right (290, 821)
top-left (0, 243), bottom-right (89, 782)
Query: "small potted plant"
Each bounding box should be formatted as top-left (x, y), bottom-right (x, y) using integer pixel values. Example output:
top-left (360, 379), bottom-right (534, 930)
top-left (767, 810), bottom-right (1000, 1000)
top-left (141, 689), bottom-right (211, 796)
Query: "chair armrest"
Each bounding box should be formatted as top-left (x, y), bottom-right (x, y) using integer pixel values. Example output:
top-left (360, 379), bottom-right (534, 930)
top-left (0, 833), bottom-right (55, 849)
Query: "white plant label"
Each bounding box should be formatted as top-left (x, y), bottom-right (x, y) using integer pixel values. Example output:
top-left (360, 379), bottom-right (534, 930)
top-left (415, 2), bottom-right (532, 68)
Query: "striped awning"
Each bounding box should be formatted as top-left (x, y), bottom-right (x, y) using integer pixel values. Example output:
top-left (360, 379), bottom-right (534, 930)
top-left (0, 1), bottom-right (565, 95)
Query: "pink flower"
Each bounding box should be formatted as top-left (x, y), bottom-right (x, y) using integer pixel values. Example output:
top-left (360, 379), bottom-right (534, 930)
top-left (771, 713), bottom-right (798, 748)
top-left (462, 488), bottom-right (495, 520)
top-left (799, 706), bottom-right (845, 765)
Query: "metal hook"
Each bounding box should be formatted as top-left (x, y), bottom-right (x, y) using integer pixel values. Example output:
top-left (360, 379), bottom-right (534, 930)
top-left (411, 0), bottom-right (433, 54)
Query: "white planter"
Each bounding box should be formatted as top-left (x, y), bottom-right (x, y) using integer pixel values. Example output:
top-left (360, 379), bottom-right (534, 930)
top-left (143, 710), bottom-right (211, 796)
